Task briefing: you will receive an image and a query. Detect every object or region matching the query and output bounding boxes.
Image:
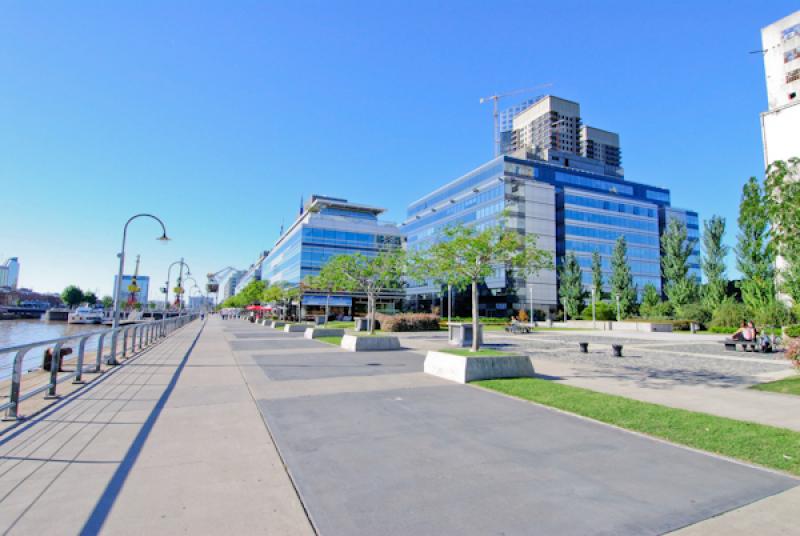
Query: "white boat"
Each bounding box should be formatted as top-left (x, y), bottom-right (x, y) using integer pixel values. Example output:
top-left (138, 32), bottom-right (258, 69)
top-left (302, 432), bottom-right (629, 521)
top-left (68, 306), bottom-right (104, 324)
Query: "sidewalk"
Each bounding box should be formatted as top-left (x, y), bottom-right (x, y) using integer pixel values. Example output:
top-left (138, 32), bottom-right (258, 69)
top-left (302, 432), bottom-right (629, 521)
top-left (0, 318), bottom-right (312, 535)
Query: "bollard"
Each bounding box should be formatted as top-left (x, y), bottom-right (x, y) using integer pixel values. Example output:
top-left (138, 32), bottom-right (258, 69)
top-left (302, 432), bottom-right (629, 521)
top-left (612, 344), bottom-right (623, 357)
top-left (579, 342), bottom-right (589, 353)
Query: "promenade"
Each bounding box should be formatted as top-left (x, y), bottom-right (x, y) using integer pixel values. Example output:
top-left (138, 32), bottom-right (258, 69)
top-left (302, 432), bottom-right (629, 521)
top-left (0, 317), bottom-right (797, 535)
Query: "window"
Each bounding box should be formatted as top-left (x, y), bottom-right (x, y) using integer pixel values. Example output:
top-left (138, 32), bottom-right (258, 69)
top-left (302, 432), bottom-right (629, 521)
top-left (645, 190), bottom-right (670, 203)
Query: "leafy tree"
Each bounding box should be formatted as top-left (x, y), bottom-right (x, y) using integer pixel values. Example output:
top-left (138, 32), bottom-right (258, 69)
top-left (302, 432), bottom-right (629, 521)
top-left (763, 158), bottom-right (800, 302)
top-left (321, 250), bottom-right (406, 334)
top-left (661, 219), bottom-right (698, 308)
top-left (558, 252), bottom-right (586, 319)
top-left (421, 221), bottom-right (551, 351)
top-left (736, 177), bottom-right (776, 312)
top-left (701, 215), bottom-right (729, 312)
top-left (591, 250), bottom-right (604, 301)
top-left (83, 291), bottom-right (98, 306)
top-left (101, 295), bottom-right (114, 309)
top-left (641, 282), bottom-right (660, 310)
top-left (311, 264), bottom-right (348, 324)
top-left (239, 280), bottom-right (266, 305)
top-left (609, 237), bottom-right (636, 319)
top-left (61, 285), bottom-right (84, 307)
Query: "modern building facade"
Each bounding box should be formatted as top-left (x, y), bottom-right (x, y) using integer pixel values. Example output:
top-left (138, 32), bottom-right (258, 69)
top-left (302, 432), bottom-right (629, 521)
top-left (0, 258), bottom-right (20, 289)
top-left (404, 97), bottom-right (699, 316)
top-left (260, 195), bottom-right (403, 316)
top-left (217, 269), bottom-right (244, 304)
top-left (234, 251), bottom-right (268, 295)
top-left (760, 10), bottom-right (800, 167)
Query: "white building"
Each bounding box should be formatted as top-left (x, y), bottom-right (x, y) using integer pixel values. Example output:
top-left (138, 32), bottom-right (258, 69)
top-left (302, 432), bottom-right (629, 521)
top-left (760, 10), bottom-right (800, 167)
top-left (0, 258), bottom-right (20, 289)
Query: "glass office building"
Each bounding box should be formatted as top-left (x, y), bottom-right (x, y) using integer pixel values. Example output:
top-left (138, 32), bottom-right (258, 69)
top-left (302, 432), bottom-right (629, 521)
top-left (403, 154), bottom-right (698, 316)
top-left (260, 195), bottom-right (403, 315)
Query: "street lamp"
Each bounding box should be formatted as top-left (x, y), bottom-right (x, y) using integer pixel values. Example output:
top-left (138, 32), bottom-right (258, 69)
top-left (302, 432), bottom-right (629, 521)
top-left (110, 214), bottom-right (169, 365)
top-left (165, 259), bottom-right (192, 311)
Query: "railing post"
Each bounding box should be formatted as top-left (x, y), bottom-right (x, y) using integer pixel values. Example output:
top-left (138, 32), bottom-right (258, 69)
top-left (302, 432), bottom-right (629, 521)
top-left (45, 342), bottom-right (63, 399)
top-left (110, 331), bottom-right (118, 366)
top-left (139, 324), bottom-right (145, 349)
top-left (122, 328), bottom-right (129, 358)
top-left (4, 349), bottom-right (28, 421)
top-left (73, 335), bottom-right (90, 384)
top-left (96, 332), bottom-right (107, 371)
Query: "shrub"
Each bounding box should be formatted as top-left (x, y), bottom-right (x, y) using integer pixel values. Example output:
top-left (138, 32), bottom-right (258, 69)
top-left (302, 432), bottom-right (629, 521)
top-left (753, 301), bottom-right (793, 328)
top-left (639, 301), bottom-right (673, 320)
top-left (676, 303), bottom-right (711, 324)
top-left (709, 326), bottom-right (738, 334)
top-left (710, 300), bottom-right (749, 329)
top-left (785, 325), bottom-right (800, 338)
top-left (785, 338), bottom-right (800, 369)
top-left (580, 302), bottom-right (616, 321)
top-left (376, 313), bottom-right (440, 332)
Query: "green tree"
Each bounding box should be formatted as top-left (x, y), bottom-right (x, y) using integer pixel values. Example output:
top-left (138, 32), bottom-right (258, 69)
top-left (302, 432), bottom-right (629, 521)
top-left (100, 295), bottom-right (114, 309)
top-left (61, 285), bottom-right (84, 308)
top-left (321, 250), bottom-right (406, 334)
top-left (763, 158), bottom-right (800, 302)
top-left (83, 291), bottom-right (98, 306)
top-left (558, 252), bottom-right (586, 319)
top-left (736, 177), bottom-right (776, 311)
top-left (591, 250), bottom-right (604, 301)
top-left (238, 280), bottom-right (266, 305)
top-left (421, 221), bottom-right (551, 351)
top-left (661, 219), bottom-right (698, 308)
top-left (610, 237), bottom-right (636, 319)
top-left (641, 282), bottom-right (661, 309)
top-left (701, 215), bottom-right (729, 312)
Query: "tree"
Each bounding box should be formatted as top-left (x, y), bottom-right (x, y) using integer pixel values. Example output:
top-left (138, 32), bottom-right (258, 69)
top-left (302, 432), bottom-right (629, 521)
top-left (591, 250), bottom-right (604, 301)
top-left (101, 295), bottom-right (114, 309)
top-left (61, 285), bottom-right (84, 308)
top-left (610, 237), bottom-right (636, 319)
top-left (661, 219), bottom-right (698, 308)
top-left (558, 252), bottom-right (585, 319)
top-left (238, 280), bottom-right (266, 305)
top-left (736, 177), bottom-right (776, 312)
top-left (83, 291), bottom-right (98, 306)
top-left (310, 265), bottom-right (347, 324)
top-left (701, 215), bottom-right (729, 312)
top-left (421, 221), bottom-right (551, 351)
top-left (321, 250), bottom-right (406, 334)
top-left (764, 158), bottom-right (800, 303)
top-left (641, 282), bottom-right (660, 310)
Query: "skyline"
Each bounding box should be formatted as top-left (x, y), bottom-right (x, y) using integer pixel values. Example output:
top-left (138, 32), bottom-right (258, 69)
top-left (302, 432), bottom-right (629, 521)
top-left (2, 1), bottom-right (797, 296)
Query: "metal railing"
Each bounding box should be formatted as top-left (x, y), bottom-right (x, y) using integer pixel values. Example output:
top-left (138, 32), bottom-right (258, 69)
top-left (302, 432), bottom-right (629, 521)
top-left (0, 313), bottom-right (200, 421)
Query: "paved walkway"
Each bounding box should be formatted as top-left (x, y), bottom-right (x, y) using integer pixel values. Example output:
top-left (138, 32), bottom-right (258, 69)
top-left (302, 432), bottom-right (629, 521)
top-left (0, 317), bottom-right (797, 535)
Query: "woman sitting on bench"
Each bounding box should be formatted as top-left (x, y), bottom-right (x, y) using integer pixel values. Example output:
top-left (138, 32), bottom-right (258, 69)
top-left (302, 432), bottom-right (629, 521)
top-left (732, 321), bottom-right (755, 342)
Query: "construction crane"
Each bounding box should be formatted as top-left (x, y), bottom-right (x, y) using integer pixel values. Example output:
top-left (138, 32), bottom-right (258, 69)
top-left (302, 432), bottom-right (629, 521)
top-left (480, 83), bottom-right (553, 157)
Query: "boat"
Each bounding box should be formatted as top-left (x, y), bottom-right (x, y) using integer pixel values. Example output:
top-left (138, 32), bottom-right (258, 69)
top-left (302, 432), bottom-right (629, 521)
top-left (68, 306), bottom-right (104, 324)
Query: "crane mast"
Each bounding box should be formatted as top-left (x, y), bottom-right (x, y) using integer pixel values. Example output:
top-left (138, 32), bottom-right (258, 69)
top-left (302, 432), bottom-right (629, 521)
top-left (479, 83), bottom-right (553, 157)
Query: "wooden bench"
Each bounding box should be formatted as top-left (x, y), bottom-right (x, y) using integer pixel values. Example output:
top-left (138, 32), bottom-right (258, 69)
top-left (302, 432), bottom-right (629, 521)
top-left (721, 339), bottom-right (758, 352)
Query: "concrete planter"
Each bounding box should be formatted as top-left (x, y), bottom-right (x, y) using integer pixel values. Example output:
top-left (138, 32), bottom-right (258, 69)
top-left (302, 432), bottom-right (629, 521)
top-left (304, 327), bottom-right (345, 339)
top-left (284, 324), bottom-right (308, 333)
top-left (423, 350), bottom-right (535, 384)
top-left (271, 321), bottom-right (286, 329)
top-left (611, 321), bottom-right (673, 333)
top-left (340, 334), bottom-right (401, 352)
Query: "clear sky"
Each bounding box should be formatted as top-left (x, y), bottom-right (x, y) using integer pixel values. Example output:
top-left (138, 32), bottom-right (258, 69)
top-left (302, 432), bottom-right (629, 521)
top-left (1, 1), bottom-right (796, 298)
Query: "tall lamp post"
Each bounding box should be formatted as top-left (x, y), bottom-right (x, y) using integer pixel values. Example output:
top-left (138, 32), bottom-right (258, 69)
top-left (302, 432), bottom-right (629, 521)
top-left (165, 259), bottom-right (192, 311)
top-left (111, 214), bottom-right (169, 365)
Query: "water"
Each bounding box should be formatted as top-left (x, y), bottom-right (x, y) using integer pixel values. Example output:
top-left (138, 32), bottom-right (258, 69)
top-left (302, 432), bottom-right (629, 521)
top-left (0, 319), bottom-right (110, 381)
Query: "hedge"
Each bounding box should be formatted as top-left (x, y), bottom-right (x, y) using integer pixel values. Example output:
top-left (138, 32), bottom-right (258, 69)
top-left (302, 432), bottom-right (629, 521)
top-left (375, 313), bottom-right (440, 332)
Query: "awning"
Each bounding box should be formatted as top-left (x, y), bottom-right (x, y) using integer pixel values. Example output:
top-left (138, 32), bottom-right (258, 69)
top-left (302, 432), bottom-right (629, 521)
top-left (302, 295), bottom-right (352, 307)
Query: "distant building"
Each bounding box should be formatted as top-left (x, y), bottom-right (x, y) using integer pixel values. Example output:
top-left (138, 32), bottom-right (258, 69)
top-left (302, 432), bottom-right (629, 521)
top-left (188, 295), bottom-right (214, 310)
top-left (217, 269), bottom-right (244, 303)
top-left (0, 258), bottom-right (20, 289)
top-left (760, 10), bottom-right (800, 166)
top-left (234, 251), bottom-right (269, 295)
top-left (113, 275), bottom-right (150, 306)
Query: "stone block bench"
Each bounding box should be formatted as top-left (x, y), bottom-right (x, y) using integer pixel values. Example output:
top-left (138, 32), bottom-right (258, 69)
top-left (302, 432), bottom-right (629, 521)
top-left (284, 324), bottom-right (309, 333)
top-left (423, 351), bottom-right (535, 384)
top-left (721, 339), bottom-right (759, 352)
top-left (304, 327), bottom-right (345, 339)
top-left (340, 334), bottom-right (401, 352)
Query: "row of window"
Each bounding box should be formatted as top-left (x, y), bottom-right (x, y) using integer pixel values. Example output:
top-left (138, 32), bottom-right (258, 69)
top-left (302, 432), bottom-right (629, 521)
top-left (579, 273), bottom-right (663, 294)
top-left (301, 247), bottom-right (378, 268)
top-left (564, 209), bottom-right (659, 233)
top-left (403, 184), bottom-right (503, 233)
top-left (574, 255), bottom-right (661, 276)
top-left (565, 225), bottom-right (660, 247)
top-left (301, 227), bottom-right (400, 248)
top-left (318, 207), bottom-right (377, 221)
top-left (554, 171), bottom-right (634, 195)
top-left (407, 163), bottom-right (503, 217)
top-left (407, 201), bottom-right (504, 244)
top-left (565, 239), bottom-right (659, 260)
top-left (564, 194), bottom-right (656, 218)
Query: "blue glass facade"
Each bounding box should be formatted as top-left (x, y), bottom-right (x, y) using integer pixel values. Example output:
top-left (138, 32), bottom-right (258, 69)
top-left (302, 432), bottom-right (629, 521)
top-left (403, 155), bottom-right (696, 313)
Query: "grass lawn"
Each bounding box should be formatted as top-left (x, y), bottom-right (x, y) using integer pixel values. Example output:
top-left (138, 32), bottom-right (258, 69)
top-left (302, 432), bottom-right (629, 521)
top-left (324, 321), bottom-right (354, 328)
top-left (751, 375), bottom-right (800, 396)
top-left (441, 348), bottom-right (516, 357)
top-left (476, 377), bottom-right (800, 476)
top-left (316, 336), bottom-right (343, 346)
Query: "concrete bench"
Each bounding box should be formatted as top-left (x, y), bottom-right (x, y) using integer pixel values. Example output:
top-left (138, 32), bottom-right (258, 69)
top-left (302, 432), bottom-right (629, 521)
top-left (504, 324), bottom-right (531, 334)
top-left (721, 339), bottom-right (758, 352)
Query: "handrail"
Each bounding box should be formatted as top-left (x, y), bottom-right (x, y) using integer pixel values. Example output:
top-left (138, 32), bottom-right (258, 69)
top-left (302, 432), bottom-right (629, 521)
top-left (0, 313), bottom-right (201, 422)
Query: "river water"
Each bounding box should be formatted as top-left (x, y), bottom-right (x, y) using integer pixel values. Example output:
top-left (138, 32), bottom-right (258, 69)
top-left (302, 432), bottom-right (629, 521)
top-left (0, 319), bottom-right (110, 381)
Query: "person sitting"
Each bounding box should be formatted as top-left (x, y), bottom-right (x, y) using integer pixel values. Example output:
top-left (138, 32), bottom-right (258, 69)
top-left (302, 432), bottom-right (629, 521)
top-left (731, 321), bottom-right (751, 341)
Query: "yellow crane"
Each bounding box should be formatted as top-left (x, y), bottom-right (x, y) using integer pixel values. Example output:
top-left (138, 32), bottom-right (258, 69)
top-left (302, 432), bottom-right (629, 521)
top-left (480, 83), bottom-right (553, 157)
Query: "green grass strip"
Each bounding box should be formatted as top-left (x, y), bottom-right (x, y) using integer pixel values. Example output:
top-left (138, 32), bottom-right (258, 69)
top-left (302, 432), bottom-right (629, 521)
top-left (751, 375), bottom-right (800, 396)
top-left (316, 336), bottom-right (343, 346)
top-left (476, 378), bottom-right (800, 476)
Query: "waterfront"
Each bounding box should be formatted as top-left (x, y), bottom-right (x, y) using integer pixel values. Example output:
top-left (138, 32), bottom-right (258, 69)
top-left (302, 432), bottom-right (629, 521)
top-left (0, 318), bottom-right (107, 349)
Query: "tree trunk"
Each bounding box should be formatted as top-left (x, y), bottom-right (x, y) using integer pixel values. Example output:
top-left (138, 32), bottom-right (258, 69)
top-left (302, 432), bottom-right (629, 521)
top-left (471, 279), bottom-right (479, 352)
top-left (368, 293), bottom-right (375, 335)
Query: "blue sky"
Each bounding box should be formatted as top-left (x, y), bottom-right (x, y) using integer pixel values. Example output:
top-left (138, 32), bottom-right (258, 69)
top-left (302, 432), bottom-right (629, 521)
top-left (1, 0), bottom-right (795, 297)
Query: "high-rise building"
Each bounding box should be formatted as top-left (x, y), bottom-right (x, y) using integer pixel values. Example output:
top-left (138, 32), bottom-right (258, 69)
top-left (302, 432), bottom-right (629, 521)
top-left (0, 258), bottom-right (20, 289)
top-left (760, 10), bottom-right (800, 166)
top-left (217, 269), bottom-right (244, 303)
top-left (234, 251), bottom-right (269, 295)
top-left (404, 97), bottom-right (698, 316)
